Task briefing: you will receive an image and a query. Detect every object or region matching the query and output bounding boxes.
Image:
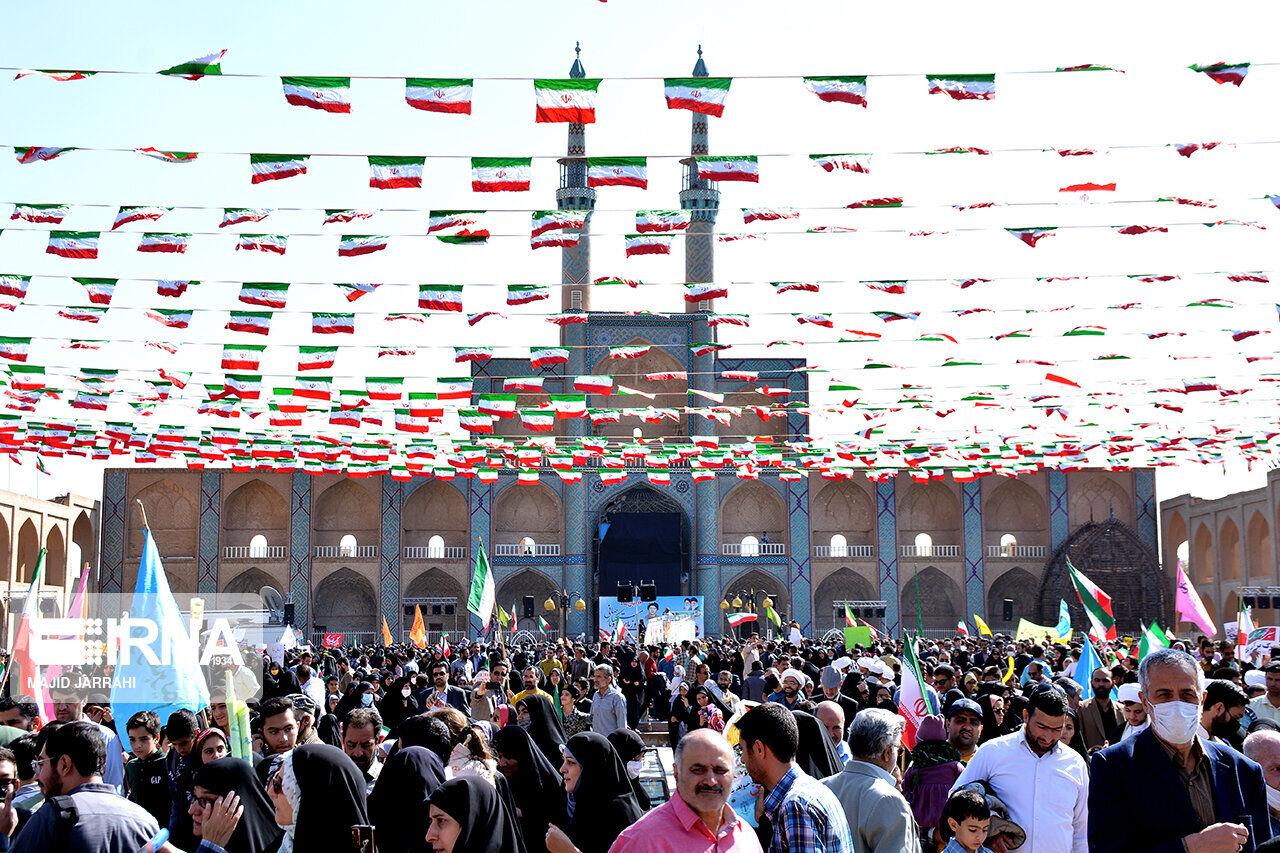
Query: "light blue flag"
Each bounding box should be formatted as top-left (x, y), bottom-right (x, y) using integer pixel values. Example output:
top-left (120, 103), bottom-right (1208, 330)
top-left (110, 527), bottom-right (210, 747)
top-left (1072, 635), bottom-right (1104, 697)
top-left (1056, 599), bottom-right (1072, 638)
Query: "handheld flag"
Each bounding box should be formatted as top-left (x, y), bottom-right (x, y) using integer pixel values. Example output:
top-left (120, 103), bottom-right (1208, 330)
top-left (727, 612), bottom-right (757, 627)
top-left (765, 605), bottom-right (782, 627)
top-left (844, 604), bottom-right (856, 628)
top-left (9, 548), bottom-right (48, 714)
top-left (1055, 600), bottom-right (1073, 641)
top-left (1138, 621), bottom-right (1170, 659)
top-left (898, 635), bottom-right (933, 749)
top-left (1174, 560), bottom-right (1216, 637)
top-left (973, 614), bottom-right (992, 636)
top-left (410, 606), bottom-right (427, 649)
top-left (381, 618), bottom-right (394, 645)
top-left (957, 620), bottom-right (970, 637)
top-left (1237, 601), bottom-right (1254, 657)
top-left (467, 545), bottom-right (496, 631)
top-left (1067, 559), bottom-right (1117, 640)
top-left (538, 616), bottom-right (551, 636)
top-left (1071, 637), bottom-right (1105, 698)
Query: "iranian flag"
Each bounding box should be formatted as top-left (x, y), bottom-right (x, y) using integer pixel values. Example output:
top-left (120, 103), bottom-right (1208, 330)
top-left (10, 203), bottom-right (67, 224)
top-left (10, 548), bottom-right (48, 717)
top-left (588, 157), bottom-right (647, 188)
top-left (803, 76), bottom-right (868, 106)
top-left (686, 282), bottom-right (728, 302)
top-left (574, 375), bottom-right (614, 395)
top-left (405, 78), bottom-right (473, 113)
top-left (46, 231), bottom-right (99, 259)
top-left (534, 78), bottom-right (601, 123)
top-left (292, 377), bottom-right (331, 401)
top-left (428, 211), bottom-right (483, 234)
top-left (250, 154), bottom-right (309, 184)
top-left (1067, 559), bottom-right (1117, 640)
top-left (113, 205), bottom-right (170, 229)
top-left (531, 210), bottom-right (588, 237)
top-left (472, 158), bottom-right (531, 192)
top-left (507, 285), bottom-right (549, 305)
top-left (635, 210), bottom-right (690, 232)
top-left (420, 284), bottom-right (464, 312)
top-left (221, 344), bottom-right (264, 371)
top-left (531, 347), bottom-right (569, 368)
top-left (338, 235), bottom-right (389, 257)
top-left (365, 377), bottom-right (404, 402)
top-left (298, 346), bottom-right (336, 371)
top-left (455, 346), bottom-right (491, 363)
top-left (159, 49), bottom-right (227, 80)
top-left (844, 604), bottom-right (856, 627)
top-left (0, 276), bottom-right (30, 300)
top-left (477, 394), bottom-right (516, 417)
top-left (237, 234), bottom-right (287, 255)
top-left (220, 208), bottom-right (273, 228)
top-left (520, 410), bottom-right (555, 432)
top-left (368, 156), bottom-right (424, 189)
top-left (14, 70), bottom-right (95, 82)
top-left (281, 76), bottom-right (351, 112)
top-left (312, 313), bottom-right (355, 334)
top-left (696, 156), bottom-right (759, 182)
top-left (1007, 227), bottom-right (1056, 247)
top-left (226, 311), bottom-right (271, 335)
top-left (773, 281), bottom-right (820, 294)
top-left (664, 77), bottom-right (731, 116)
top-left (239, 283), bottom-right (289, 308)
top-left (727, 612), bottom-right (757, 627)
top-left (223, 374), bottom-right (262, 399)
top-left (438, 378), bottom-right (472, 400)
top-left (743, 207), bottom-right (798, 224)
top-left (459, 410), bottom-right (493, 433)
top-left (135, 148), bottom-right (198, 163)
top-left (533, 233), bottom-right (579, 250)
top-left (899, 636), bottom-right (934, 749)
top-left (625, 234), bottom-right (672, 257)
top-left (1190, 62), bottom-right (1249, 86)
top-left (335, 282), bottom-right (380, 301)
top-left (549, 394), bottom-right (586, 418)
top-left (810, 153), bottom-right (872, 173)
top-left (138, 233), bottom-right (190, 253)
top-left (73, 278), bottom-right (115, 304)
top-left (0, 338), bottom-right (30, 362)
top-left (14, 147), bottom-right (76, 164)
top-left (157, 280), bottom-right (193, 297)
top-left (957, 620), bottom-right (970, 636)
top-left (1237, 601), bottom-right (1254, 657)
top-left (323, 209), bottom-right (374, 225)
top-left (927, 73), bottom-right (996, 100)
top-left (609, 345), bottom-right (650, 360)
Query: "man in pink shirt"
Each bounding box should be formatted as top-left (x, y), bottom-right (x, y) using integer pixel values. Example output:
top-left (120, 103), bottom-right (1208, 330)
top-left (609, 729), bottom-right (762, 853)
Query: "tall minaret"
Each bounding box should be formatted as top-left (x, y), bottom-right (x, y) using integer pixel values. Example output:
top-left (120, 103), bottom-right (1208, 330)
top-left (679, 46), bottom-right (721, 313)
top-left (558, 42), bottom-right (596, 333)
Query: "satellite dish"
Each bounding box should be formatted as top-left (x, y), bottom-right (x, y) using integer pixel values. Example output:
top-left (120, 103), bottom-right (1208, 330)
top-left (261, 586), bottom-right (285, 622)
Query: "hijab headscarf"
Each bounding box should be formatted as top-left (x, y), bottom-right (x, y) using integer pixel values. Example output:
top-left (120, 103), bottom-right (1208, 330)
top-left (277, 743), bottom-right (370, 853)
top-left (515, 694), bottom-right (565, 768)
top-left (606, 729), bottom-right (651, 812)
top-left (975, 694), bottom-right (1002, 745)
top-left (190, 729), bottom-right (229, 772)
top-left (334, 681), bottom-right (375, 724)
top-left (428, 776), bottom-right (526, 853)
top-left (316, 712), bottom-right (342, 748)
top-left (368, 746), bottom-right (447, 853)
top-left (495, 704), bottom-right (516, 728)
top-left (492, 726), bottom-right (567, 853)
top-left (792, 710), bottom-right (842, 779)
top-left (561, 732), bottom-right (642, 853)
top-left (194, 757), bottom-right (284, 853)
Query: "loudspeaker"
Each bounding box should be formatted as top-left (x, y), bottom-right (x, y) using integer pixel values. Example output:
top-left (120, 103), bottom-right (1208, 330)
top-left (1271, 596), bottom-right (1280, 610)
top-left (616, 582), bottom-right (633, 603)
top-left (639, 582), bottom-right (657, 602)
top-left (875, 607), bottom-right (886, 618)
top-left (1002, 599), bottom-right (1014, 622)
top-left (1244, 595), bottom-right (1257, 608)
top-left (404, 605), bottom-right (414, 617)
top-left (283, 602), bottom-right (296, 625)
top-left (522, 596), bottom-right (535, 618)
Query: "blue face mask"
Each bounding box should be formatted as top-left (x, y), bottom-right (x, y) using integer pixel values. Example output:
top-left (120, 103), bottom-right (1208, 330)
top-left (360, 693), bottom-right (374, 707)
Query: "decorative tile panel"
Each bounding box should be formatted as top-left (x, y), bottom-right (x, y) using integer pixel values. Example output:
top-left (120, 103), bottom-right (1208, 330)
top-left (380, 476), bottom-right (402, 637)
top-left (197, 471), bottom-right (220, 595)
top-left (1048, 471), bottom-right (1069, 553)
top-left (101, 470), bottom-right (126, 593)
top-left (962, 480), bottom-right (984, 625)
top-left (289, 472), bottom-right (312, 631)
top-left (876, 480), bottom-right (900, 635)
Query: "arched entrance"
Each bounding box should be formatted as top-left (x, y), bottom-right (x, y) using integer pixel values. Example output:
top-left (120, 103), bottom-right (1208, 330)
top-left (812, 568), bottom-right (876, 633)
top-left (496, 569), bottom-right (560, 635)
top-left (404, 568), bottom-right (466, 643)
top-left (1040, 520), bottom-right (1165, 634)
top-left (594, 485), bottom-right (690, 618)
top-left (722, 568), bottom-right (789, 638)
top-left (898, 566), bottom-right (963, 633)
top-left (313, 568), bottom-right (376, 640)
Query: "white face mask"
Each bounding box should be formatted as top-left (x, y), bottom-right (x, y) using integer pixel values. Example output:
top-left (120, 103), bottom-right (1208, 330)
top-left (626, 758), bottom-right (643, 778)
top-left (402, 687), bottom-right (412, 698)
top-left (1267, 784), bottom-right (1280, 814)
top-left (1147, 700), bottom-right (1201, 745)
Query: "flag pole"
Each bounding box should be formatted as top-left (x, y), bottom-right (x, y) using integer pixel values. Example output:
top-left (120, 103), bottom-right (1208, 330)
top-left (135, 499), bottom-right (150, 531)
top-left (914, 562), bottom-right (922, 635)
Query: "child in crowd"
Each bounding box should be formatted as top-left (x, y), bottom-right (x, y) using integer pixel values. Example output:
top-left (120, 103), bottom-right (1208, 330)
top-left (124, 710), bottom-right (171, 826)
top-left (942, 789), bottom-right (993, 853)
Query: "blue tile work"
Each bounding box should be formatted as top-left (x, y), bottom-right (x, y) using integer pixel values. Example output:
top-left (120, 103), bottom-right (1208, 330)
top-left (289, 472), bottom-right (311, 631)
top-left (380, 476), bottom-right (402, 637)
top-left (961, 481), bottom-right (984, 625)
top-left (101, 470), bottom-right (126, 593)
top-left (1048, 471), bottom-right (1069, 552)
top-left (198, 471), bottom-right (220, 596)
top-left (694, 476), bottom-right (720, 636)
top-left (1134, 469), bottom-right (1157, 555)
top-left (564, 477), bottom-right (588, 636)
top-left (787, 479), bottom-right (812, 632)
top-left (467, 480), bottom-right (492, 637)
top-left (876, 480), bottom-right (900, 635)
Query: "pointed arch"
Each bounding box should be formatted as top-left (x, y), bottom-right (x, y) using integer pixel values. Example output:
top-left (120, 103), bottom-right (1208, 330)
top-left (1193, 524), bottom-right (1214, 583)
top-left (591, 341), bottom-right (688, 439)
top-left (43, 526), bottom-right (66, 587)
top-left (1070, 475), bottom-right (1132, 529)
top-left (132, 479), bottom-right (197, 558)
top-left (987, 567), bottom-right (1039, 633)
top-left (1219, 518), bottom-right (1241, 581)
top-left (313, 568), bottom-right (376, 635)
top-left (71, 511), bottom-right (94, 575)
top-left (899, 566), bottom-right (962, 632)
top-left (813, 568), bottom-right (876, 632)
top-left (0, 517), bottom-right (9, 583)
top-left (223, 566), bottom-right (282, 597)
top-left (494, 482), bottom-right (563, 545)
top-left (723, 568), bottom-right (789, 626)
top-left (984, 480), bottom-right (1047, 548)
top-left (811, 481), bottom-right (874, 547)
top-left (721, 482), bottom-right (786, 542)
top-left (1247, 511), bottom-right (1271, 580)
top-left (1041, 520), bottom-right (1165, 633)
top-left (899, 482), bottom-right (961, 545)
top-left (1222, 589), bottom-right (1239, 629)
top-left (404, 481), bottom-right (468, 550)
top-left (313, 480), bottom-right (379, 549)
top-left (223, 479), bottom-right (288, 550)
top-left (405, 567), bottom-right (465, 601)
top-left (495, 569), bottom-right (559, 634)
top-left (15, 519), bottom-right (39, 585)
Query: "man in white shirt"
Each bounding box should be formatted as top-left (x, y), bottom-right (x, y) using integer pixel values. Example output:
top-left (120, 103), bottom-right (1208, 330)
top-left (295, 663), bottom-right (326, 715)
top-left (1250, 663), bottom-right (1280, 726)
top-left (951, 686), bottom-right (1088, 853)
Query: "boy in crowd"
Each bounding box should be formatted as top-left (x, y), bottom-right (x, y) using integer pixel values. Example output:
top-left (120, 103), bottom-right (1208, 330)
top-left (943, 789), bottom-right (993, 853)
top-left (125, 711), bottom-right (170, 826)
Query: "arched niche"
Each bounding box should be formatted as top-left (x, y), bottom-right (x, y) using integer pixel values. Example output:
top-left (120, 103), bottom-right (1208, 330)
top-left (131, 479), bottom-right (197, 558)
top-left (1219, 518), bottom-right (1241, 581)
top-left (813, 567), bottom-right (876, 632)
top-left (899, 482), bottom-right (961, 546)
top-left (987, 567), bottom-right (1039, 632)
top-left (493, 482), bottom-right (563, 546)
top-left (984, 480), bottom-right (1047, 547)
top-left (223, 479), bottom-right (288, 550)
top-left (495, 569), bottom-right (560, 634)
top-left (404, 481), bottom-right (468, 550)
top-left (591, 340), bottom-right (688, 439)
top-left (811, 481), bottom-right (874, 547)
top-left (1193, 524), bottom-right (1214, 583)
top-left (720, 482), bottom-right (786, 543)
top-left (1070, 475), bottom-right (1132, 529)
top-left (1247, 511), bottom-right (1271, 580)
top-left (15, 519), bottom-right (39, 585)
top-left (313, 567), bottom-right (377, 635)
top-left (312, 480), bottom-right (379, 549)
top-left (44, 525), bottom-right (66, 587)
top-left (899, 565), bottom-right (962, 632)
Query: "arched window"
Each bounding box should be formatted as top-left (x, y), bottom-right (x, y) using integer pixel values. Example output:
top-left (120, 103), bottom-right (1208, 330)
top-left (915, 532), bottom-right (933, 557)
top-left (339, 534), bottom-right (357, 558)
top-left (1176, 540), bottom-right (1190, 565)
top-left (428, 535), bottom-right (445, 559)
top-left (1000, 533), bottom-right (1017, 557)
top-left (519, 536), bottom-right (535, 556)
top-left (830, 534), bottom-right (848, 558)
top-left (742, 535), bottom-right (760, 557)
top-left (249, 534), bottom-right (269, 558)
top-left (68, 542), bottom-right (83, 579)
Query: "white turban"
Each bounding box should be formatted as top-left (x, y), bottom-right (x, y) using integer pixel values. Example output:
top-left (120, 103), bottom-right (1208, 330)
top-left (782, 668), bottom-right (805, 686)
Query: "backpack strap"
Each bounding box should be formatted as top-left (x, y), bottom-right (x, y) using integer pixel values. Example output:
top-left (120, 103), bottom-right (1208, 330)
top-left (48, 794), bottom-right (79, 848)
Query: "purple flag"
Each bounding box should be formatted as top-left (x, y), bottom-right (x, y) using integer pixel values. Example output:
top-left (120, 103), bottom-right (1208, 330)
top-left (1175, 560), bottom-right (1216, 637)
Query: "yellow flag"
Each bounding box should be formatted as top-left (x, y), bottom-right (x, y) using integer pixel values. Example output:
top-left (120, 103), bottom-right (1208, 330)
top-left (1001, 655), bottom-right (1015, 684)
top-left (409, 605), bottom-right (427, 649)
top-left (381, 617), bottom-right (393, 646)
top-left (973, 614), bottom-right (992, 637)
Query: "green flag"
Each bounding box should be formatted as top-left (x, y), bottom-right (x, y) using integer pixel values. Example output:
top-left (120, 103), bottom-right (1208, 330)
top-left (466, 544), bottom-right (495, 630)
top-left (1138, 621), bottom-right (1170, 659)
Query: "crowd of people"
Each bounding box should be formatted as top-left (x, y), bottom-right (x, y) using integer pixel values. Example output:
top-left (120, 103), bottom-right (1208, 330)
top-left (0, 628), bottom-right (1276, 853)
